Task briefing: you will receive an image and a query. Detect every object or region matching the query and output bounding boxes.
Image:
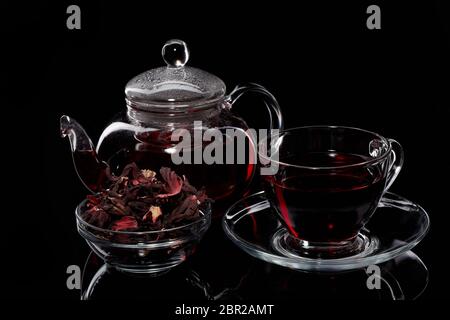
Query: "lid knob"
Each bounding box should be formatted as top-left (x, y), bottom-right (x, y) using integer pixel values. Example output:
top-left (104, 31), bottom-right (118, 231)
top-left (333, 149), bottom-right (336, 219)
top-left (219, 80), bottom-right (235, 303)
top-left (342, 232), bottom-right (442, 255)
top-left (162, 39), bottom-right (189, 68)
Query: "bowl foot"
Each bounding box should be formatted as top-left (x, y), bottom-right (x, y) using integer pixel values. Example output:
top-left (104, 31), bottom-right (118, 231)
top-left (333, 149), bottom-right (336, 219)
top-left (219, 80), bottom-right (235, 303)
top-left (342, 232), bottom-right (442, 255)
top-left (106, 261), bottom-right (183, 276)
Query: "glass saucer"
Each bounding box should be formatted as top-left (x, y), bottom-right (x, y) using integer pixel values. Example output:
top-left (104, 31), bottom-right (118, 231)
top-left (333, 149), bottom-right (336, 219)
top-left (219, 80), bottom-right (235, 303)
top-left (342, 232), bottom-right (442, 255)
top-left (222, 191), bottom-right (430, 272)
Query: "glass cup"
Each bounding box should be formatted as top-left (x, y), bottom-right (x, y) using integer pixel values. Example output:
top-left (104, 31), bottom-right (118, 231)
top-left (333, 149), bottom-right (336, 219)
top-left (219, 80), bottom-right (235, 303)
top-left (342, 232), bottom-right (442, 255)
top-left (259, 126), bottom-right (404, 258)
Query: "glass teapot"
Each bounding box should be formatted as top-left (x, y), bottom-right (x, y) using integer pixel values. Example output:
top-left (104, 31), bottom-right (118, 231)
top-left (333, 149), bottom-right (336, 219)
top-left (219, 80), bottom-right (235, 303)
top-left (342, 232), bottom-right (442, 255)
top-left (61, 39), bottom-right (283, 200)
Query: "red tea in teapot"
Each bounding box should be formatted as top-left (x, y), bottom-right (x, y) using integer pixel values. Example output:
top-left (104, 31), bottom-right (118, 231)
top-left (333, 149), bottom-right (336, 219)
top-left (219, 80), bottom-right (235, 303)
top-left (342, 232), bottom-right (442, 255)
top-left (74, 130), bottom-right (255, 200)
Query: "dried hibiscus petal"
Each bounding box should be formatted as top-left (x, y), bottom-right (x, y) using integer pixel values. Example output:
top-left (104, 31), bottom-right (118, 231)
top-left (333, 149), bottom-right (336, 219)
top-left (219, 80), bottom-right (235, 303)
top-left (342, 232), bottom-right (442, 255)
top-left (86, 194), bottom-right (101, 205)
top-left (81, 162), bottom-right (210, 233)
top-left (158, 167), bottom-right (183, 198)
top-left (120, 163), bottom-right (140, 179)
top-left (108, 197), bottom-right (128, 215)
top-left (82, 207), bottom-right (111, 228)
top-left (128, 201), bottom-right (148, 213)
top-left (196, 189), bottom-right (209, 203)
top-left (181, 176), bottom-right (198, 194)
top-left (111, 216), bottom-right (138, 231)
top-left (169, 195), bottom-right (199, 223)
top-left (143, 206), bottom-right (162, 223)
top-left (138, 169), bottom-right (156, 184)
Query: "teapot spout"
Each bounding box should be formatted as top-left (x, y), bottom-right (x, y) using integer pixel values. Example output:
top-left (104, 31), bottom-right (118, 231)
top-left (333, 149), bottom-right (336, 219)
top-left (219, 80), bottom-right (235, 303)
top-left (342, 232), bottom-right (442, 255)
top-left (60, 115), bottom-right (107, 193)
top-left (60, 115), bottom-right (96, 153)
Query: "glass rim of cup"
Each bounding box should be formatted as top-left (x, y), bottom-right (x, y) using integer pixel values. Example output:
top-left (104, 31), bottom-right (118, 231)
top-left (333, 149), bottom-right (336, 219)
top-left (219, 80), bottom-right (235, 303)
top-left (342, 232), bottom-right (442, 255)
top-left (258, 125), bottom-right (393, 171)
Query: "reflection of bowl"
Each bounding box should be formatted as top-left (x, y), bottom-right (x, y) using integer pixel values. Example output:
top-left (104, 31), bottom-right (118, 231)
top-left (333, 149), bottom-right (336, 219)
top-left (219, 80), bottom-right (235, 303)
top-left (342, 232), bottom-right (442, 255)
top-left (75, 199), bottom-right (211, 274)
top-left (80, 252), bottom-right (212, 300)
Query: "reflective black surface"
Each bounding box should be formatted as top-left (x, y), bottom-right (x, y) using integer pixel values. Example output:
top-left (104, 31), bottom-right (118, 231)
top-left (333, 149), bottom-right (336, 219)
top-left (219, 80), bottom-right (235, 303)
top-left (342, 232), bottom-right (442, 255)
top-left (3, 0), bottom-right (450, 300)
top-left (81, 221), bottom-right (429, 300)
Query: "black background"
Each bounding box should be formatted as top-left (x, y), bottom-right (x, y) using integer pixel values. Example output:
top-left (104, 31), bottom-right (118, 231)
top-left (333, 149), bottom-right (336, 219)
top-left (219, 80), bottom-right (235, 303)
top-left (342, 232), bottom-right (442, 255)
top-left (3, 0), bottom-right (450, 301)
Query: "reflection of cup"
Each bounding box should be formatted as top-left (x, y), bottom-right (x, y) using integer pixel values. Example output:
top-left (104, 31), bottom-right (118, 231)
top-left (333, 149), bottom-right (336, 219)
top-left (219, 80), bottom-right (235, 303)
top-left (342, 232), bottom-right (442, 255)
top-left (235, 251), bottom-right (428, 300)
top-left (259, 126), bottom-right (403, 257)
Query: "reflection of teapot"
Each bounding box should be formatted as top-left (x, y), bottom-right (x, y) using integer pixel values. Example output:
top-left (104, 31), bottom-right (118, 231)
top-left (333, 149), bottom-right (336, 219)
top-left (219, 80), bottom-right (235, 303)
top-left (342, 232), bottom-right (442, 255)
top-left (61, 39), bottom-right (283, 200)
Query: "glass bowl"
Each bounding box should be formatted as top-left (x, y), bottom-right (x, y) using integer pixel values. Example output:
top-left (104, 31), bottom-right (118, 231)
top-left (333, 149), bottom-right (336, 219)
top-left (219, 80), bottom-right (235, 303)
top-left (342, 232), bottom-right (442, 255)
top-left (75, 199), bottom-right (211, 274)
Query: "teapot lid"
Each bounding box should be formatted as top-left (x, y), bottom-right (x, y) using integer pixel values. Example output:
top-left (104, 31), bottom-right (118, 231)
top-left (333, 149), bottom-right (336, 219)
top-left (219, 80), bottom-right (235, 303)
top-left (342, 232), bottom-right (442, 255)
top-left (125, 39), bottom-right (226, 111)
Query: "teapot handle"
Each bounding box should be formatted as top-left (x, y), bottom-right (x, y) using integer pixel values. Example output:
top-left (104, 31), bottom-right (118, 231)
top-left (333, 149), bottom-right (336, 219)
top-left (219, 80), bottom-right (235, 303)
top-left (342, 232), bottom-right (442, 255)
top-left (217, 83), bottom-right (283, 195)
top-left (225, 83), bottom-right (284, 132)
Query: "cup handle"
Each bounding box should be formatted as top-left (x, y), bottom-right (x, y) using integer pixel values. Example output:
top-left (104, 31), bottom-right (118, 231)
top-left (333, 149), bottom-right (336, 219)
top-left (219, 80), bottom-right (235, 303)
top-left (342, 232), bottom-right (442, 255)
top-left (385, 139), bottom-right (404, 191)
top-left (224, 83), bottom-right (284, 132)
